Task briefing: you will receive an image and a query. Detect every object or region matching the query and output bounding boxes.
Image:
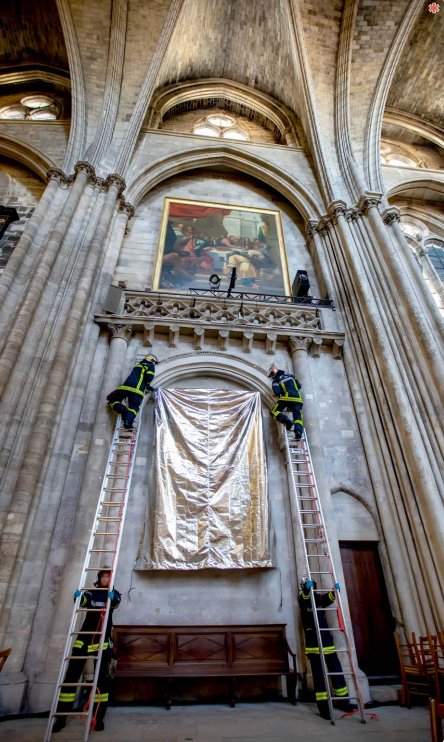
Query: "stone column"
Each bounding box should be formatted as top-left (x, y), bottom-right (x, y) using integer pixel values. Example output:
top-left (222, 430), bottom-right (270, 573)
top-left (332, 205), bottom-right (444, 627)
top-left (384, 211), bottom-right (444, 340)
top-left (364, 202), bottom-right (444, 398)
top-left (0, 171), bottom-right (64, 314)
top-left (416, 242), bottom-right (444, 312)
top-left (0, 162), bottom-right (95, 396)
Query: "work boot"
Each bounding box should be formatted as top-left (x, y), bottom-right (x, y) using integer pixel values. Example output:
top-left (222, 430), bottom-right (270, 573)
top-left (52, 717), bottom-right (67, 733)
top-left (294, 429), bottom-right (302, 441)
top-left (123, 422), bottom-right (134, 430)
top-left (94, 720), bottom-right (105, 732)
top-left (285, 420), bottom-right (293, 431)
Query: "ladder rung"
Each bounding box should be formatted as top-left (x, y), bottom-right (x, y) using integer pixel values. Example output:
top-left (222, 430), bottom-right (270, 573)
top-left (301, 524), bottom-right (319, 528)
top-left (307, 553), bottom-right (329, 557)
top-left (294, 484), bottom-right (313, 488)
top-left (327, 672), bottom-right (356, 676)
top-left (317, 607), bottom-right (337, 611)
top-left (70, 630), bottom-right (104, 634)
top-left (107, 474), bottom-right (128, 478)
top-left (59, 682), bottom-right (94, 687)
top-left (53, 712), bottom-right (88, 716)
top-left (101, 501), bottom-right (123, 506)
top-left (89, 549), bottom-right (116, 553)
top-left (97, 517), bottom-right (121, 522)
top-left (298, 497), bottom-right (317, 500)
top-left (64, 656), bottom-right (97, 660)
top-left (319, 627), bottom-right (343, 631)
top-left (94, 532), bottom-right (118, 536)
top-left (76, 608), bottom-right (106, 612)
top-left (84, 567), bottom-right (112, 571)
top-left (310, 571), bottom-right (330, 574)
top-left (103, 487), bottom-right (127, 492)
top-left (300, 510), bottom-right (319, 514)
top-left (304, 539), bottom-right (324, 543)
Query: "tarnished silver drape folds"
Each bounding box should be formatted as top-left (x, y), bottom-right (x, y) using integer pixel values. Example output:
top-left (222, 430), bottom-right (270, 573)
top-left (149, 388), bottom-right (270, 569)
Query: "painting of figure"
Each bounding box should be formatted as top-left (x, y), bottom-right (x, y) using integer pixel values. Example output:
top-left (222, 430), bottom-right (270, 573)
top-left (152, 198), bottom-right (291, 296)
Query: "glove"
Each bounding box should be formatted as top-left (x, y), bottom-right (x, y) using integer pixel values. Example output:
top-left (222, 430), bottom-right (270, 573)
top-left (334, 582), bottom-right (340, 591)
top-left (305, 580), bottom-right (313, 590)
top-left (74, 589), bottom-right (81, 600)
top-left (152, 387), bottom-right (158, 392)
top-left (108, 590), bottom-right (115, 600)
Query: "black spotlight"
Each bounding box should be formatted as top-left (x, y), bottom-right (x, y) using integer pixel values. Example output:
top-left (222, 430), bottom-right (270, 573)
top-left (209, 274), bottom-right (221, 290)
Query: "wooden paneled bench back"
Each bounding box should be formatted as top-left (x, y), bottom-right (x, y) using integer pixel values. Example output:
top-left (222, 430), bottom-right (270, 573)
top-left (113, 624), bottom-right (297, 708)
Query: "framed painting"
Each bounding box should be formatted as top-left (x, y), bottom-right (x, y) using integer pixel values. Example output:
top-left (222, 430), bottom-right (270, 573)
top-left (152, 197), bottom-right (291, 296)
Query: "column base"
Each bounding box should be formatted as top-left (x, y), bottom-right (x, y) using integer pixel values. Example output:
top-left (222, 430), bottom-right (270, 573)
top-left (27, 672), bottom-right (58, 713)
top-left (0, 671), bottom-right (28, 715)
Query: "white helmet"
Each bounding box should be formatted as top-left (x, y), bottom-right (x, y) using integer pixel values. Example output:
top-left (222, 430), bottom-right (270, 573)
top-left (268, 365), bottom-right (278, 379)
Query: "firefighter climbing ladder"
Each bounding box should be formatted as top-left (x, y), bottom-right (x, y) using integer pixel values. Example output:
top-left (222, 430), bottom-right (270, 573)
top-left (284, 430), bottom-right (366, 725)
top-left (44, 402), bottom-right (145, 742)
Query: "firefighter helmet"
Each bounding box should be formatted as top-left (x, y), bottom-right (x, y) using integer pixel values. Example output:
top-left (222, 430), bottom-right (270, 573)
top-left (268, 365), bottom-right (278, 379)
top-left (145, 353), bottom-right (158, 364)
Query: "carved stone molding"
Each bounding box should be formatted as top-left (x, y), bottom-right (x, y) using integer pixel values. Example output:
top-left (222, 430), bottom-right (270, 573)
top-left (74, 161), bottom-right (95, 180)
top-left (242, 331), bottom-right (254, 353)
top-left (329, 200), bottom-right (347, 224)
top-left (382, 209), bottom-right (401, 226)
top-left (265, 333), bottom-right (277, 356)
top-left (332, 338), bottom-right (345, 360)
top-left (311, 337), bottom-right (323, 358)
top-left (46, 168), bottom-right (72, 188)
top-left (143, 322), bottom-right (155, 347)
top-left (289, 337), bottom-right (312, 354)
top-left (168, 324), bottom-right (180, 348)
top-left (118, 198), bottom-right (136, 219)
top-left (305, 220), bottom-right (319, 239)
top-left (106, 173), bottom-right (126, 196)
top-left (357, 192), bottom-right (382, 214)
top-left (193, 327), bottom-right (205, 350)
top-left (108, 323), bottom-right (133, 343)
top-left (218, 330), bottom-right (229, 351)
top-left (93, 176), bottom-right (108, 192)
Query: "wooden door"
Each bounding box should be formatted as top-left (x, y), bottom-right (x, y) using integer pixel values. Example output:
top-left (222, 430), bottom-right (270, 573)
top-left (339, 542), bottom-right (398, 678)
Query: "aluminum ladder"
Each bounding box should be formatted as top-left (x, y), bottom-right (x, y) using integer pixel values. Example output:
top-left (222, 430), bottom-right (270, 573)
top-left (284, 430), bottom-right (366, 725)
top-left (44, 403), bottom-right (145, 741)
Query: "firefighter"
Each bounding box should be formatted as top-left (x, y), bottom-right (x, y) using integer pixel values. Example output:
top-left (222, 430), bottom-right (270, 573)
top-left (298, 578), bottom-right (348, 720)
top-left (52, 570), bottom-right (121, 734)
top-left (107, 354), bottom-right (157, 429)
top-left (268, 366), bottom-right (303, 439)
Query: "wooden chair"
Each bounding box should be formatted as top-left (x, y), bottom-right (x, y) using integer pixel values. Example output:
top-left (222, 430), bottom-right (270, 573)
top-left (0, 648), bottom-right (11, 674)
top-left (394, 632), bottom-right (434, 708)
top-left (430, 698), bottom-right (444, 741)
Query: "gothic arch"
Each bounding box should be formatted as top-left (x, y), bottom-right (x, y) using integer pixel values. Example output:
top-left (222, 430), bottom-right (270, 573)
top-left (153, 351), bottom-right (276, 410)
top-left (386, 177), bottom-right (444, 204)
top-left (331, 485), bottom-right (382, 539)
top-left (125, 144), bottom-right (323, 223)
top-left (0, 133), bottom-right (56, 180)
top-left (145, 78), bottom-right (301, 147)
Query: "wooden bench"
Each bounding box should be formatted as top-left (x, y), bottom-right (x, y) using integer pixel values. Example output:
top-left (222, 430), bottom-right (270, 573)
top-left (113, 624), bottom-right (297, 709)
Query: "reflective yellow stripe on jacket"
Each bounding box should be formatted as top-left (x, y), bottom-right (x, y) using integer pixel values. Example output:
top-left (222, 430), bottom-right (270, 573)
top-left (279, 380), bottom-right (302, 404)
top-left (305, 645), bottom-right (336, 655)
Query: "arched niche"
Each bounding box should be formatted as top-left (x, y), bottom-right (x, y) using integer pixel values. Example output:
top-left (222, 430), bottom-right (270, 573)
top-left (332, 491), bottom-right (379, 542)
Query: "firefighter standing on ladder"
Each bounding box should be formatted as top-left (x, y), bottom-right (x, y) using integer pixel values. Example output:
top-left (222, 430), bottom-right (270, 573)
top-left (52, 570), bottom-right (121, 733)
top-left (268, 366), bottom-right (303, 439)
top-left (299, 578), bottom-right (349, 720)
top-left (107, 355), bottom-right (158, 429)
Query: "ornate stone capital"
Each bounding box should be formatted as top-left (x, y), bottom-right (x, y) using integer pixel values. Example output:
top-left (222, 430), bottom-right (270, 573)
top-left (46, 168), bottom-right (72, 188)
top-left (356, 191), bottom-right (382, 214)
top-left (382, 209), bottom-right (401, 226)
top-left (305, 220), bottom-right (319, 239)
top-left (74, 161), bottom-right (95, 180)
top-left (289, 337), bottom-right (312, 354)
top-left (143, 322), bottom-right (155, 347)
top-left (329, 200), bottom-right (348, 224)
top-left (108, 323), bottom-right (132, 343)
top-left (332, 338), bottom-right (345, 360)
top-left (118, 198), bottom-right (136, 220)
top-left (106, 173), bottom-right (126, 196)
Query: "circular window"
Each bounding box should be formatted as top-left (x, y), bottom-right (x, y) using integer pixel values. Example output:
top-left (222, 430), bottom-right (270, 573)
top-left (193, 113), bottom-right (249, 141)
top-left (207, 114), bottom-right (234, 128)
top-left (0, 95), bottom-right (60, 121)
top-left (0, 105), bottom-right (27, 120)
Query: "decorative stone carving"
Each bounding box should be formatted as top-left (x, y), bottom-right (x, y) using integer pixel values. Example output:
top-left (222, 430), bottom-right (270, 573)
top-left (382, 210), bottom-right (401, 226)
top-left (305, 220), bottom-right (319, 238)
top-left (329, 200), bottom-right (347, 224)
top-left (265, 333), bottom-right (277, 356)
top-left (218, 330), bottom-right (229, 351)
top-left (106, 173), bottom-right (126, 196)
top-left (107, 323), bottom-right (132, 344)
top-left (332, 338), bottom-right (345, 360)
top-left (143, 322), bottom-right (155, 347)
top-left (118, 199), bottom-right (136, 219)
top-left (94, 176), bottom-right (108, 192)
top-left (74, 161), bottom-right (95, 180)
top-left (311, 337), bottom-right (323, 358)
top-left (242, 332), bottom-right (254, 353)
top-left (289, 337), bottom-right (312, 354)
top-left (193, 327), bottom-right (205, 350)
top-left (168, 324), bottom-right (180, 348)
top-left (357, 192), bottom-right (382, 214)
top-left (46, 168), bottom-right (72, 188)
top-left (122, 293), bottom-right (322, 332)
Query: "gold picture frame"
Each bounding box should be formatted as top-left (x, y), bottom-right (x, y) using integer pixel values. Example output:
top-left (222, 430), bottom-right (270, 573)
top-left (152, 197), bottom-right (291, 296)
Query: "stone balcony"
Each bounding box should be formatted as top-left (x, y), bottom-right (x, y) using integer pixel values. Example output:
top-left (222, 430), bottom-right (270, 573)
top-left (95, 290), bottom-right (345, 358)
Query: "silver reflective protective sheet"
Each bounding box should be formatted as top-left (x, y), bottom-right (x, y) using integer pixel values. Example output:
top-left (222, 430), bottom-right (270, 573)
top-left (151, 388), bottom-right (270, 569)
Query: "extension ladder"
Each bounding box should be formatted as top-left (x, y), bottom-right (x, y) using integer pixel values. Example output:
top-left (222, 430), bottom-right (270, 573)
top-left (44, 403), bottom-right (145, 741)
top-left (284, 430), bottom-right (366, 725)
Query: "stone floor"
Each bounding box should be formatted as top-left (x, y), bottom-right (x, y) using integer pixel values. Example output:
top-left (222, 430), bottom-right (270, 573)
top-left (0, 702), bottom-right (431, 741)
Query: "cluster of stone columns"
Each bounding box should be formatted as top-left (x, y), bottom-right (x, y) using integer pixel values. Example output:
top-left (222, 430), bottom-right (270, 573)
top-left (0, 163), bottom-right (134, 712)
top-left (306, 194), bottom-right (444, 633)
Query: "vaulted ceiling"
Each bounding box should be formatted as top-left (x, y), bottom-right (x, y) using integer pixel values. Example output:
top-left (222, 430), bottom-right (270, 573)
top-left (0, 0), bottom-right (69, 73)
top-left (386, 7), bottom-right (444, 130)
top-left (156, 0), bottom-right (296, 114)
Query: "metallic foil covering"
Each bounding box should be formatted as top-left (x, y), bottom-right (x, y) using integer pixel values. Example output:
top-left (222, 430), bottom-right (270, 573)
top-left (149, 388), bottom-right (270, 570)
